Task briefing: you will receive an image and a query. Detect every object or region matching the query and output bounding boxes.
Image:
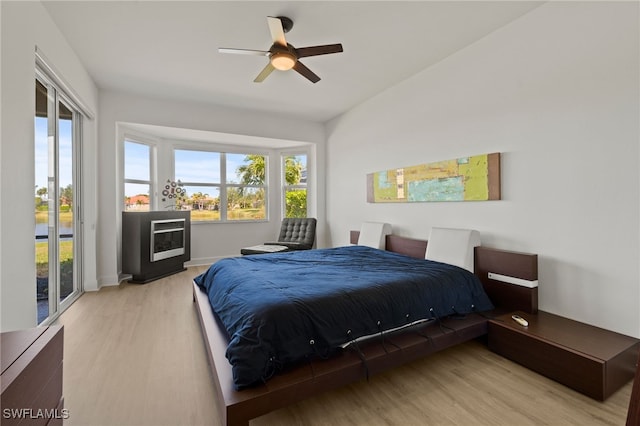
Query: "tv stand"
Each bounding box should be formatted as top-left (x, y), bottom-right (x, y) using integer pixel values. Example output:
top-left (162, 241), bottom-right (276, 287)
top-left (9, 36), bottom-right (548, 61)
top-left (122, 211), bottom-right (191, 283)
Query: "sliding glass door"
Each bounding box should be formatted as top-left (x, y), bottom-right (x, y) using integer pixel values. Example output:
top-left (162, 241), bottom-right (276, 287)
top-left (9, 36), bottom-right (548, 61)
top-left (35, 74), bottom-right (82, 324)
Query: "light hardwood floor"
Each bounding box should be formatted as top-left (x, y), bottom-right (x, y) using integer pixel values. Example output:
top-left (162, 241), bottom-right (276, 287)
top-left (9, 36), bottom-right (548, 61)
top-left (55, 267), bottom-right (632, 426)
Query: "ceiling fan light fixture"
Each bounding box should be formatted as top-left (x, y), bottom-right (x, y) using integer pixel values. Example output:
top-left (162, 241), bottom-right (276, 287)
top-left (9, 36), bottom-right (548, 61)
top-left (270, 52), bottom-right (296, 71)
top-left (219, 16), bottom-right (343, 83)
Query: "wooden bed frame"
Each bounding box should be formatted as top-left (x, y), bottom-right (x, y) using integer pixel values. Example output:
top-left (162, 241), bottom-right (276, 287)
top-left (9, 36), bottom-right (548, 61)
top-left (193, 234), bottom-right (538, 426)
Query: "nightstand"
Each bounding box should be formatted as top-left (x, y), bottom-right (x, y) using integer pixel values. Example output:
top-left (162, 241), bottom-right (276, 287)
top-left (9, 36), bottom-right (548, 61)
top-left (488, 311), bottom-right (639, 400)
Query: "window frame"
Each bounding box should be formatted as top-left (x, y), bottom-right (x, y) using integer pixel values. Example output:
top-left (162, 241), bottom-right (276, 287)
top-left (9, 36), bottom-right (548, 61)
top-left (281, 151), bottom-right (309, 219)
top-left (172, 145), bottom-right (269, 223)
top-left (123, 135), bottom-right (157, 211)
top-left (225, 153), bottom-right (268, 222)
top-left (172, 147), bottom-right (222, 221)
top-left (35, 62), bottom-right (86, 326)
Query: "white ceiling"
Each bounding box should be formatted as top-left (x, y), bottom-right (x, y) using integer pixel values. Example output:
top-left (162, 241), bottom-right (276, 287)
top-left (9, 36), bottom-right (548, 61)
top-left (43, 1), bottom-right (542, 123)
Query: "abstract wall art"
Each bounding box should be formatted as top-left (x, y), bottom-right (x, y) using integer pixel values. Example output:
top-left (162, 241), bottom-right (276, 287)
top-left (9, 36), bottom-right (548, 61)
top-left (367, 153), bottom-right (500, 203)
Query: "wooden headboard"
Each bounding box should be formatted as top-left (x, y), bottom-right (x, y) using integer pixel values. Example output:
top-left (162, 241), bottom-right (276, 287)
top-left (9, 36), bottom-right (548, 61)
top-left (349, 231), bottom-right (538, 314)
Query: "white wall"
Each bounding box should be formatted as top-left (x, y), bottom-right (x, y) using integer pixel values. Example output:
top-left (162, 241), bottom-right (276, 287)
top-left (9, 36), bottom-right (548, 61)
top-left (98, 91), bottom-right (325, 286)
top-left (3, 1), bottom-right (636, 338)
top-left (326, 2), bottom-right (639, 337)
top-left (1, 2), bottom-right (99, 331)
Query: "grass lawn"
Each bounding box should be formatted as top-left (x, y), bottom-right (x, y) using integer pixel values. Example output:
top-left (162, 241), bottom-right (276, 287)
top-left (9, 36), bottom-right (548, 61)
top-left (35, 210), bottom-right (74, 223)
top-left (189, 208), bottom-right (265, 221)
top-left (36, 241), bottom-right (73, 275)
top-left (35, 209), bottom-right (74, 274)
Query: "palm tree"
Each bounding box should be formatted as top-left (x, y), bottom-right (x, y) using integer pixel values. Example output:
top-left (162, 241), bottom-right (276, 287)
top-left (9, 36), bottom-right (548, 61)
top-left (227, 187), bottom-right (241, 210)
top-left (191, 192), bottom-right (209, 210)
top-left (36, 186), bottom-right (48, 201)
top-left (235, 155), bottom-right (304, 217)
top-left (284, 156), bottom-right (302, 185)
top-left (236, 155), bottom-right (302, 185)
top-left (60, 184), bottom-right (73, 208)
top-left (237, 155), bottom-right (266, 185)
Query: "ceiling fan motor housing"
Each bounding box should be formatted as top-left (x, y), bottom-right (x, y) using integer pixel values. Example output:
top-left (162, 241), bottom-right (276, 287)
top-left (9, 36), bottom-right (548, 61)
top-left (276, 16), bottom-right (294, 33)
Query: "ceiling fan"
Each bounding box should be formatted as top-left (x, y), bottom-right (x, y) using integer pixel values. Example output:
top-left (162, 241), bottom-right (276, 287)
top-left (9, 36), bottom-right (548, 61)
top-left (218, 16), bottom-right (343, 84)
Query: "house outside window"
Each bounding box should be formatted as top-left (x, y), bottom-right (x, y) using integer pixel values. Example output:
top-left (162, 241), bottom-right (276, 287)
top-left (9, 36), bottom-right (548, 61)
top-left (124, 140), bottom-right (153, 211)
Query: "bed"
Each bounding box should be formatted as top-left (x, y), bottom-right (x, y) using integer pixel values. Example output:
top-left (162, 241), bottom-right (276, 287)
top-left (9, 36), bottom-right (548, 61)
top-left (193, 232), bottom-right (538, 426)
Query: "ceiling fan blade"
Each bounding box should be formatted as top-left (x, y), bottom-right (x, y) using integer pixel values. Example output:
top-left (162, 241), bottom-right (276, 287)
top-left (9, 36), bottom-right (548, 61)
top-left (293, 61), bottom-right (320, 83)
top-left (267, 16), bottom-right (287, 46)
top-left (254, 63), bottom-right (275, 83)
top-left (219, 48), bottom-right (269, 56)
top-left (296, 44), bottom-right (344, 58)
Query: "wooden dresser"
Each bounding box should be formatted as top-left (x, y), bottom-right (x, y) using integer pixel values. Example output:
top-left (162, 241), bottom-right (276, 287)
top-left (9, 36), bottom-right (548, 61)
top-left (1, 326), bottom-right (65, 425)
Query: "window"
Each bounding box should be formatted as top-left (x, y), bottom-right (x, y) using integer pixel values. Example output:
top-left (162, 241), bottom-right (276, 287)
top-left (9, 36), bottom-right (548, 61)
top-left (124, 140), bottom-right (153, 211)
top-left (226, 154), bottom-right (266, 221)
top-left (173, 149), bottom-right (266, 222)
top-left (174, 149), bottom-right (221, 221)
top-left (283, 154), bottom-right (307, 218)
top-left (35, 69), bottom-right (84, 325)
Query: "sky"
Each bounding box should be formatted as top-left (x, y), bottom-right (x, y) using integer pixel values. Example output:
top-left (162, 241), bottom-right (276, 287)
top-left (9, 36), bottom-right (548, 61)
top-left (125, 142), bottom-right (293, 199)
top-left (35, 116), bottom-right (73, 197)
top-left (38, 133), bottom-right (307, 201)
top-left (123, 141), bottom-right (307, 200)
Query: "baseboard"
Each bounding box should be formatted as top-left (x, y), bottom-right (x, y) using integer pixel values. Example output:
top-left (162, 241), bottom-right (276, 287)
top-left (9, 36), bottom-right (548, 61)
top-left (100, 257), bottom-right (231, 288)
top-left (96, 275), bottom-right (121, 289)
top-left (186, 255), bottom-right (235, 267)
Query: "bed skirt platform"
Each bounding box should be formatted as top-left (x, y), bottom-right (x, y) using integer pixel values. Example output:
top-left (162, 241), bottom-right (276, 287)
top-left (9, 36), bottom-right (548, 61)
top-left (193, 281), bottom-right (488, 426)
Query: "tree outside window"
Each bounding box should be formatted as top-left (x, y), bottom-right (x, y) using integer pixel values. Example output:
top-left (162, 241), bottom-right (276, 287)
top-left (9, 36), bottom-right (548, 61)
top-left (174, 150), bottom-right (267, 222)
top-left (283, 154), bottom-right (307, 218)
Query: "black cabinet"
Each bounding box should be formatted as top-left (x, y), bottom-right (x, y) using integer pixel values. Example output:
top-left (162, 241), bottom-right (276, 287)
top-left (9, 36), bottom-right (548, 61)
top-left (122, 211), bottom-right (191, 283)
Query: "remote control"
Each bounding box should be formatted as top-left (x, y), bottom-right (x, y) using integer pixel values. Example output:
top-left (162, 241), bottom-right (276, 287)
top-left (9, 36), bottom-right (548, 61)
top-left (511, 314), bottom-right (529, 327)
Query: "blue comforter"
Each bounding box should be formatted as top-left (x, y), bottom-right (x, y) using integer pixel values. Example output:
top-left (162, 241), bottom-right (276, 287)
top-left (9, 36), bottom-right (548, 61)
top-left (194, 245), bottom-right (493, 389)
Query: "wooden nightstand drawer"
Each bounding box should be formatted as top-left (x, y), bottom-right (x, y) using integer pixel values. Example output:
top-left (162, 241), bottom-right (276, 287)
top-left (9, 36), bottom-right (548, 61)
top-left (488, 311), bottom-right (639, 400)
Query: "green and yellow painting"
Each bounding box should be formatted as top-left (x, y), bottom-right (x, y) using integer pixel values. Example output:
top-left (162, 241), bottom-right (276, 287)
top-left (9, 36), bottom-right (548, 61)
top-left (367, 153), bottom-right (500, 203)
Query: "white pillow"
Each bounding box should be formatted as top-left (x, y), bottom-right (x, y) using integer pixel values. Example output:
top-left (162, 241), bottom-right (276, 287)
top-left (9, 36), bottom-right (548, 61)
top-left (425, 227), bottom-right (480, 272)
top-left (357, 222), bottom-right (392, 249)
